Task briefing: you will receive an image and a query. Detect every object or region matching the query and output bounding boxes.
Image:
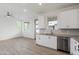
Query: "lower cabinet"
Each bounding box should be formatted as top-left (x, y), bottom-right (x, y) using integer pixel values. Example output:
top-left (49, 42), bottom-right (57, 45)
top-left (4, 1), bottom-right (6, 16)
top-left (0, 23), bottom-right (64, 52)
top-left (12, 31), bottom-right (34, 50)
top-left (36, 35), bottom-right (57, 49)
top-left (70, 38), bottom-right (79, 55)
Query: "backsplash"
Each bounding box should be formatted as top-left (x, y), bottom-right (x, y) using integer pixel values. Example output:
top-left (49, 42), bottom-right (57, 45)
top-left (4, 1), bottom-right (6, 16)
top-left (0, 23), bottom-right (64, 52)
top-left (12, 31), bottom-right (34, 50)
top-left (38, 28), bottom-right (52, 34)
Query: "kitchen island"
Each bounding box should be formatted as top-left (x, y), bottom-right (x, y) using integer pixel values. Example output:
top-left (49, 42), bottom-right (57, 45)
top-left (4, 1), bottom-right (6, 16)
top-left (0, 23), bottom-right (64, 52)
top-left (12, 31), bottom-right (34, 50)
top-left (36, 31), bottom-right (79, 55)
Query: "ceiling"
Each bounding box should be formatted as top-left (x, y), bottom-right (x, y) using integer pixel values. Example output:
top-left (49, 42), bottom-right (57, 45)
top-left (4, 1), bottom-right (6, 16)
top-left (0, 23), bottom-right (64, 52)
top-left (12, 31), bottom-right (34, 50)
top-left (0, 3), bottom-right (78, 14)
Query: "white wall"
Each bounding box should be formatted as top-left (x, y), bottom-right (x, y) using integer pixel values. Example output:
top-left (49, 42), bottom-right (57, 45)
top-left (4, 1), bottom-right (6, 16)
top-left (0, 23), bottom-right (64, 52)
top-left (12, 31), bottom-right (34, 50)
top-left (0, 15), bottom-right (37, 40)
top-left (0, 16), bottom-right (20, 40)
top-left (0, 4), bottom-right (37, 40)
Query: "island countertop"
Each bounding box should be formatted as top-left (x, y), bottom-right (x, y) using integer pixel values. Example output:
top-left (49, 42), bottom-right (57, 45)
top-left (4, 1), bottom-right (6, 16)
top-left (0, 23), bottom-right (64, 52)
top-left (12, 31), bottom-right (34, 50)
top-left (37, 33), bottom-right (79, 37)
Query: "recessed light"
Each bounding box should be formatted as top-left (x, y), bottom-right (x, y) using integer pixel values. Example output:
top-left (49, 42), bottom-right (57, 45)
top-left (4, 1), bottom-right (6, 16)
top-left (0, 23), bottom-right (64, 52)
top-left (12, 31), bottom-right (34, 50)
top-left (24, 9), bottom-right (27, 12)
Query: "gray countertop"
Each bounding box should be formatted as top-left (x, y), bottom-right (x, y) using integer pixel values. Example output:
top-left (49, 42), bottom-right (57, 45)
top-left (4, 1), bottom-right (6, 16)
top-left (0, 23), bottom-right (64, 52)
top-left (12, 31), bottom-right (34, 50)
top-left (37, 33), bottom-right (79, 37)
top-left (36, 29), bottom-right (79, 42)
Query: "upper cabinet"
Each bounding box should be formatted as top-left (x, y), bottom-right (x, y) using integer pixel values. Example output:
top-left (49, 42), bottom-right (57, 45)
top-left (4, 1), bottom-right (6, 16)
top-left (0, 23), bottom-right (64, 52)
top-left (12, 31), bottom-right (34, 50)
top-left (58, 9), bottom-right (79, 29)
top-left (38, 16), bottom-right (47, 29)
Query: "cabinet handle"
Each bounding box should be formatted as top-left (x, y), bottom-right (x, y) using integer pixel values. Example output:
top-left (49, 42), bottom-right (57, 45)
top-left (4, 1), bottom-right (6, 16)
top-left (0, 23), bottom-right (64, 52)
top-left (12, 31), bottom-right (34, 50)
top-left (39, 38), bottom-right (40, 40)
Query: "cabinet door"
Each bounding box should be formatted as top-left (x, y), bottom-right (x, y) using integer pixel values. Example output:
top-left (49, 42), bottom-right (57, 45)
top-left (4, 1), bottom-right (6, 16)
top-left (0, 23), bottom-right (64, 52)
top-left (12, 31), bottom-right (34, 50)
top-left (58, 13), bottom-right (67, 28)
top-left (66, 10), bottom-right (77, 28)
top-left (58, 9), bottom-right (78, 29)
top-left (36, 35), bottom-right (45, 45)
top-left (39, 35), bottom-right (49, 47)
top-left (42, 35), bottom-right (57, 49)
top-left (38, 16), bottom-right (46, 29)
top-left (48, 36), bottom-right (57, 49)
top-left (36, 35), bottom-right (47, 46)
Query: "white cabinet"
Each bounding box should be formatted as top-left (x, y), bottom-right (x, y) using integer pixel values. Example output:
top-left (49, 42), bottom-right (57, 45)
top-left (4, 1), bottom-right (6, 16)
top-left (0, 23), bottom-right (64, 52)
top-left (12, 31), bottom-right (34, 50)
top-left (36, 35), bottom-right (57, 49)
top-left (38, 16), bottom-right (47, 29)
top-left (70, 38), bottom-right (79, 55)
top-left (58, 9), bottom-right (79, 29)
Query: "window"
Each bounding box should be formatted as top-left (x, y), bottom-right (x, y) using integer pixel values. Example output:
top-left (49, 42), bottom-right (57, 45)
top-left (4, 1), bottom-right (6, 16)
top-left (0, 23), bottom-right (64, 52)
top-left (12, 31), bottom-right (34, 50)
top-left (17, 21), bottom-right (22, 32)
top-left (17, 21), bottom-right (29, 32)
top-left (24, 22), bottom-right (29, 32)
top-left (48, 21), bottom-right (57, 26)
top-left (48, 16), bottom-right (57, 30)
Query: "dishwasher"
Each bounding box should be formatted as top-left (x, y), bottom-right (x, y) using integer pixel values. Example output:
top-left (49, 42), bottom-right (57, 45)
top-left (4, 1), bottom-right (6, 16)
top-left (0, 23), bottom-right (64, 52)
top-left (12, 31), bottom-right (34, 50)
top-left (57, 36), bottom-right (70, 53)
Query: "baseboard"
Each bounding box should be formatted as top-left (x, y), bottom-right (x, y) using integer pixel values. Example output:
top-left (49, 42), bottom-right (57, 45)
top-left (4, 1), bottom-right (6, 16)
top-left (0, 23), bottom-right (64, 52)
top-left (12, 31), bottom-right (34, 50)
top-left (0, 34), bottom-right (22, 41)
top-left (23, 37), bottom-right (34, 40)
top-left (23, 35), bottom-right (35, 39)
top-left (0, 36), bottom-right (34, 41)
top-left (0, 33), bottom-right (35, 41)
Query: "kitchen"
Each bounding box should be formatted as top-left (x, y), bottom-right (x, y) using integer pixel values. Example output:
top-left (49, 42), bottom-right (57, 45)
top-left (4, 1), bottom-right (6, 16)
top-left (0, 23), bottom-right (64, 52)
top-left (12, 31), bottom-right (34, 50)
top-left (35, 8), bottom-right (79, 55)
top-left (0, 3), bottom-right (79, 55)
top-left (0, 1), bottom-right (79, 59)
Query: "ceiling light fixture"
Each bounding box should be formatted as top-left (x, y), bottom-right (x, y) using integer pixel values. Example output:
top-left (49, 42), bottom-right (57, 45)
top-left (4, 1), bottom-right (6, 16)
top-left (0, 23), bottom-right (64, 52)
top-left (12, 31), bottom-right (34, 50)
top-left (5, 11), bottom-right (14, 18)
top-left (7, 12), bottom-right (11, 16)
